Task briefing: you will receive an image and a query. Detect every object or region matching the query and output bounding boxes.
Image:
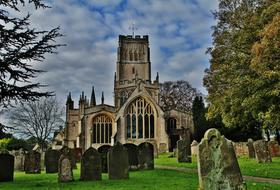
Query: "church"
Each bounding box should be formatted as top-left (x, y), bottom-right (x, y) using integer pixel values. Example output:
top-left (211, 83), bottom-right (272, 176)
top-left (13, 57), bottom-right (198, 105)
top-left (52, 35), bottom-right (194, 153)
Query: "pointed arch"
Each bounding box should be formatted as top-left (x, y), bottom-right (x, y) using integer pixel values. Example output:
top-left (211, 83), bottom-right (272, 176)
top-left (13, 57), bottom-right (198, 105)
top-left (125, 97), bottom-right (156, 139)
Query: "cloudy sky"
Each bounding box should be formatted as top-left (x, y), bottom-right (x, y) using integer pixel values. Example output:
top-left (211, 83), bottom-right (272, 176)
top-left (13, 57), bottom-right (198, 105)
top-left (14, 0), bottom-right (219, 106)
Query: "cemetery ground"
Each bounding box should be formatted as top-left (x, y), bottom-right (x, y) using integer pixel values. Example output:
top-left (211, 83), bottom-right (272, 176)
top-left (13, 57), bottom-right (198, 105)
top-left (1, 154), bottom-right (279, 190)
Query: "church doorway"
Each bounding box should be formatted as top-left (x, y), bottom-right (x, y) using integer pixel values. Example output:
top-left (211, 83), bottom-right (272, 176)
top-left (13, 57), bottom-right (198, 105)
top-left (166, 118), bottom-right (179, 152)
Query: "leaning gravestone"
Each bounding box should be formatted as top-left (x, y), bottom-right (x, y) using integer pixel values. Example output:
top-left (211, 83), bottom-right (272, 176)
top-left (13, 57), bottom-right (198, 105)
top-left (253, 140), bottom-right (272, 163)
top-left (268, 140), bottom-right (280, 157)
top-left (0, 151), bottom-right (14, 182)
top-left (197, 128), bottom-right (246, 190)
top-left (138, 142), bottom-right (154, 170)
top-left (108, 142), bottom-right (129, 180)
top-left (98, 145), bottom-right (111, 173)
top-left (24, 150), bottom-right (41, 174)
top-left (45, 149), bottom-right (60, 173)
top-left (246, 139), bottom-right (255, 158)
top-left (58, 146), bottom-right (74, 182)
top-left (80, 147), bottom-right (102, 181)
top-left (124, 143), bottom-right (139, 170)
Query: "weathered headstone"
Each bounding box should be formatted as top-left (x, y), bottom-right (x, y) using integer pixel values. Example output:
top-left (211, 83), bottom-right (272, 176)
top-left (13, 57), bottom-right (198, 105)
top-left (98, 145), bottom-right (111, 173)
top-left (197, 128), bottom-right (246, 190)
top-left (80, 147), bottom-right (102, 181)
top-left (191, 140), bottom-right (198, 156)
top-left (138, 142), bottom-right (154, 170)
top-left (268, 140), bottom-right (280, 157)
top-left (0, 152), bottom-right (14, 182)
top-left (58, 146), bottom-right (74, 182)
top-left (24, 150), bottom-right (41, 174)
top-left (13, 148), bottom-right (25, 171)
top-left (177, 139), bottom-right (191, 163)
top-left (253, 140), bottom-right (272, 163)
top-left (246, 139), bottom-right (255, 158)
top-left (60, 146), bottom-right (77, 169)
top-left (45, 149), bottom-right (60, 173)
top-left (108, 142), bottom-right (129, 180)
top-left (124, 143), bottom-right (139, 170)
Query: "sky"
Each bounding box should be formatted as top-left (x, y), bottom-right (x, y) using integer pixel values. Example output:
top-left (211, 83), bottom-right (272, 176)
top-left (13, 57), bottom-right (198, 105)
top-left (10, 0), bottom-right (219, 107)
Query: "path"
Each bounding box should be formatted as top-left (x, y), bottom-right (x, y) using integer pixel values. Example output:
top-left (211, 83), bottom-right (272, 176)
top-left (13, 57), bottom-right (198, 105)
top-left (155, 165), bottom-right (280, 185)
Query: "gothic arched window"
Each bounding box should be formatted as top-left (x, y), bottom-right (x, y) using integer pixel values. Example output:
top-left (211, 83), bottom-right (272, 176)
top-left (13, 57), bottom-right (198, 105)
top-left (92, 115), bottom-right (112, 144)
top-left (126, 97), bottom-right (155, 139)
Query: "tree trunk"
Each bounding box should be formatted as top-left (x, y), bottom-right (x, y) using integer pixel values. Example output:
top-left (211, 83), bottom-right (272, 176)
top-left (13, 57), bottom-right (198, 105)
top-left (276, 130), bottom-right (280, 144)
top-left (265, 129), bottom-right (270, 141)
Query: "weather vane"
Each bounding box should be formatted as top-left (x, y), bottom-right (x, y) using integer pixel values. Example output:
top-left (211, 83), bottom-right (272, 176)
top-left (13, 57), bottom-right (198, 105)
top-left (129, 22), bottom-right (138, 37)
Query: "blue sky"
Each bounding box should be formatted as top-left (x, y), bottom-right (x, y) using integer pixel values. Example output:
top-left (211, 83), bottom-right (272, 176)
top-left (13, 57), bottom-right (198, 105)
top-left (16, 0), bottom-right (219, 106)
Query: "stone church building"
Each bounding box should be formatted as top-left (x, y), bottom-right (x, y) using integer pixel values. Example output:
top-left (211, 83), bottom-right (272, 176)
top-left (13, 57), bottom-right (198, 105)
top-left (52, 35), bottom-right (194, 153)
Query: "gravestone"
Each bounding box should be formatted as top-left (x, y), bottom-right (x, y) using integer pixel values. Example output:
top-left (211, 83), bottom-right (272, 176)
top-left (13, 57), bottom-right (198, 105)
top-left (45, 149), bottom-right (60, 173)
top-left (268, 140), bottom-right (280, 157)
top-left (24, 150), bottom-right (41, 174)
top-left (58, 146), bottom-right (74, 182)
top-left (138, 142), bottom-right (154, 170)
top-left (197, 128), bottom-right (246, 190)
top-left (60, 146), bottom-right (77, 169)
top-left (0, 152), bottom-right (14, 182)
top-left (13, 148), bottom-right (25, 171)
top-left (177, 139), bottom-right (191, 163)
top-left (253, 140), bottom-right (272, 163)
top-left (69, 149), bottom-right (77, 169)
top-left (191, 140), bottom-right (198, 156)
top-left (108, 142), bottom-right (129, 180)
top-left (80, 147), bottom-right (102, 181)
top-left (124, 143), bottom-right (139, 170)
top-left (246, 139), bottom-right (255, 158)
top-left (98, 145), bottom-right (111, 173)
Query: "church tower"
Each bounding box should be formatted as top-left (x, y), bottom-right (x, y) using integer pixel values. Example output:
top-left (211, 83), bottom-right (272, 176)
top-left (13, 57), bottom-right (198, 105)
top-left (114, 35), bottom-right (157, 109)
top-left (116, 35), bottom-right (151, 82)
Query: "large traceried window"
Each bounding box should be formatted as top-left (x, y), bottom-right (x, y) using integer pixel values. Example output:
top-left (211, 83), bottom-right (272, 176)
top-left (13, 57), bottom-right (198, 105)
top-left (126, 97), bottom-right (155, 139)
top-left (92, 115), bottom-right (112, 144)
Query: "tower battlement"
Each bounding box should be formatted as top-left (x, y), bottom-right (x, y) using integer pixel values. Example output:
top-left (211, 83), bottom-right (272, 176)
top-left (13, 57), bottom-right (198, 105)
top-left (119, 35), bottom-right (149, 42)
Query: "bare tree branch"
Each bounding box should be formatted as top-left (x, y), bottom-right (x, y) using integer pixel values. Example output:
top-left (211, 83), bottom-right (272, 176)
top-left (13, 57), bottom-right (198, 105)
top-left (9, 97), bottom-right (64, 149)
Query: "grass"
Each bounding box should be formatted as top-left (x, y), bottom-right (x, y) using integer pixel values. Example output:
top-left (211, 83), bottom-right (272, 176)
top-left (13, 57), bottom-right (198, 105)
top-left (1, 167), bottom-right (280, 190)
top-left (1, 154), bottom-right (280, 190)
top-left (2, 168), bottom-right (199, 190)
top-left (238, 156), bottom-right (280, 179)
top-left (155, 153), bottom-right (280, 179)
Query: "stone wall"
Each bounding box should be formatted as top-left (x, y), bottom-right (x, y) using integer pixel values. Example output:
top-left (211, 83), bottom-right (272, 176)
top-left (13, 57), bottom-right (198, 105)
top-left (191, 140), bottom-right (280, 157)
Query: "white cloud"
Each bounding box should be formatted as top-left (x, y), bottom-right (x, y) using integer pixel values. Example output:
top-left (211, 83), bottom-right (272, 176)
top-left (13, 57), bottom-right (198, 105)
top-left (6, 0), bottom-right (219, 106)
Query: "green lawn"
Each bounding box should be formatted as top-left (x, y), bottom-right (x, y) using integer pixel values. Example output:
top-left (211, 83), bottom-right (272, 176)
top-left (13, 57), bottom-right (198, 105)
top-left (1, 168), bottom-right (280, 190)
top-left (2, 169), bottom-right (199, 190)
top-left (1, 155), bottom-right (280, 190)
top-left (155, 153), bottom-right (280, 179)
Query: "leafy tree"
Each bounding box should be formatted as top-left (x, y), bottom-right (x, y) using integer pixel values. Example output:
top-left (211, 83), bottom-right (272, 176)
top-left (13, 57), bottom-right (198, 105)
top-left (159, 80), bottom-right (201, 112)
top-left (192, 96), bottom-right (208, 141)
top-left (204, 0), bottom-right (279, 139)
top-left (9, 97), bottom-right (64, 149)
top-left (0, 1), bottom-right (62, 113)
